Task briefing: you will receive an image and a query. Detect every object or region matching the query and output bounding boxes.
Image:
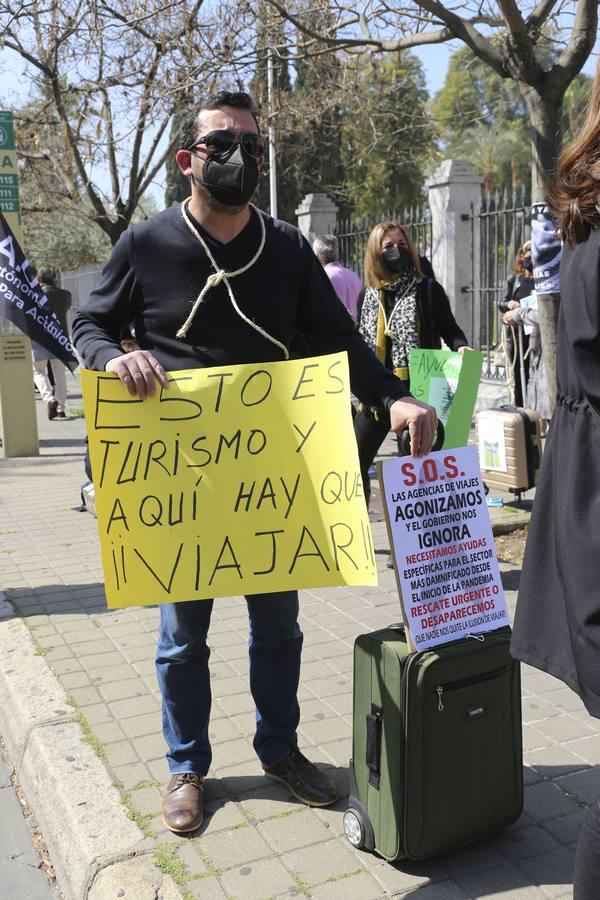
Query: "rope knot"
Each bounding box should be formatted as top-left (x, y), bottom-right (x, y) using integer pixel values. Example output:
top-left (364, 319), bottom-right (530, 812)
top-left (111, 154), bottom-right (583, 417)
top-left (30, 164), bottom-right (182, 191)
top-left (207, 269), bottom-right (226, 289)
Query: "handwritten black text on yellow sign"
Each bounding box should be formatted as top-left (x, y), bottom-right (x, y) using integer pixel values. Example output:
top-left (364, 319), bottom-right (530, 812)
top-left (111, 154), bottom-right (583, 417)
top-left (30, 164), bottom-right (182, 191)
top-left (81, 353), bottom-right (377, 608)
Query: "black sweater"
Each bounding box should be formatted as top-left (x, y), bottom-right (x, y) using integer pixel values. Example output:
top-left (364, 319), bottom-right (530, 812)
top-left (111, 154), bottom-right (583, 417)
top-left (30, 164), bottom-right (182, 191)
top-left (73, 205), bottom-right (409, 410)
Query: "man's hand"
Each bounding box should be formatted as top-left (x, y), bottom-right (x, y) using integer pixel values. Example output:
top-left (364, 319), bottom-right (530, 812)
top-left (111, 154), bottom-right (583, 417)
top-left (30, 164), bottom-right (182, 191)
top-left (105, 350), bottom-right (169, 400)
top-left (389, 397), bottom-right (438, 458)
top-left (457, 346), bottom-right (472, 355)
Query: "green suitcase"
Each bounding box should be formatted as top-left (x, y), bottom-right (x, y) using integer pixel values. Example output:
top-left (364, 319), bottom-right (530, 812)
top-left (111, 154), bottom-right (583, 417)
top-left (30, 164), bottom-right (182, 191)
top-left (345, 625), bottom-right (523, 861)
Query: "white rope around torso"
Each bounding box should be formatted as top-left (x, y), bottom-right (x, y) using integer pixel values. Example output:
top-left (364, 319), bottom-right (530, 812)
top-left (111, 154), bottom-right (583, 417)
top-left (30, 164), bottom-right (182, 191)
top-left (177, 199), bottom-right (289, 359)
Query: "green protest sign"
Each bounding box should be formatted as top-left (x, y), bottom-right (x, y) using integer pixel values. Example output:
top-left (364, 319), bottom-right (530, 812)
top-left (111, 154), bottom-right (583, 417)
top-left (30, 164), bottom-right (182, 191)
top-left (409, 349), bottom-right (483, 448)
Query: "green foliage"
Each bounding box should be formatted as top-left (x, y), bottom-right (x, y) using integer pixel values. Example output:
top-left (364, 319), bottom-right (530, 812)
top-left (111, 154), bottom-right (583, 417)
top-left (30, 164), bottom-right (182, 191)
top-left (339, 53), bottom-right (432, 216)
top-left (431, 46), bottom-right (530, 191)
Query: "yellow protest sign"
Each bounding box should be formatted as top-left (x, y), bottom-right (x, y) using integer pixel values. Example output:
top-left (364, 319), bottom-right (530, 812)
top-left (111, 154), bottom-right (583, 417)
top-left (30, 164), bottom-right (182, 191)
top-left (81, 352), bottom-right (377, 608)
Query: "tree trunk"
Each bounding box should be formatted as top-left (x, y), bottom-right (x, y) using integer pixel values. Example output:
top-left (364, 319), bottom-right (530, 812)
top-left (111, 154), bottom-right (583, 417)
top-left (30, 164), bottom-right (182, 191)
top-left (521, 89), bottom-right (563, 413)
top-left (523, 90), bottom-right (562, 204)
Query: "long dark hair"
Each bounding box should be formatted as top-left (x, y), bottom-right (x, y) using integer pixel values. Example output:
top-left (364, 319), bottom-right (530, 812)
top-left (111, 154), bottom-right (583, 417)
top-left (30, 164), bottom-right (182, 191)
top-left (547, 61), bottom-right (600, 246)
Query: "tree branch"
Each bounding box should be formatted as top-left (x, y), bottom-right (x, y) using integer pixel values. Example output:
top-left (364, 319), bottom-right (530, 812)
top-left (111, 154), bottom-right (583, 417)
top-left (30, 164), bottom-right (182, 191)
top-left (527, 0), bottom-right (559, 30)
top-left (548, 0), bottom-right (598, 95)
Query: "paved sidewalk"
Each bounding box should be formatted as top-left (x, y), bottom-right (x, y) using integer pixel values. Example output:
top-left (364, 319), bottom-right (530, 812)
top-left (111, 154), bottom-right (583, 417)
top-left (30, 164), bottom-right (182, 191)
top-left (0, 378), bottom-right (594, 898)
top-left (0, 752), bottom-right (58, 898)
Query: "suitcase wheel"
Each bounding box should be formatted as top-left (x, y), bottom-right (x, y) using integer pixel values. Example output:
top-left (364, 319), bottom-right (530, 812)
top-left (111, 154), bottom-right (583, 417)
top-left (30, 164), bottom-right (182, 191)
top-left (343, 807), bottom-right (367, 849)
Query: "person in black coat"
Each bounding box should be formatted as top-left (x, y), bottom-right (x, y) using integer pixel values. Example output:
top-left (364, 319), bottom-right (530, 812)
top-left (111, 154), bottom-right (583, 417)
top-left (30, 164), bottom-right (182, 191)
top-left (354, 222), bottom-right (469, 505)
top-left (509, 60), bottom-right (600, 900)
top-left (498, 241), bottom-right (535, 406)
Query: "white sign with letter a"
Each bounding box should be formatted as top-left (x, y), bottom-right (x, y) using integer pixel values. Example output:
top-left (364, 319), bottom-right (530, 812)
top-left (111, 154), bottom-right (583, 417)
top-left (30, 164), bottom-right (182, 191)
top-left (378, 445), bottom-right (510, 651)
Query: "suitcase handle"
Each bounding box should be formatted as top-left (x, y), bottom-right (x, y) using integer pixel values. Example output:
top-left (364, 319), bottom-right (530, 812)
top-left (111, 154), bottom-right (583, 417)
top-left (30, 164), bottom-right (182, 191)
top-left (366, 704), bottom-right (383, 789)
top-left (399, 420), bottom-right (445, 457)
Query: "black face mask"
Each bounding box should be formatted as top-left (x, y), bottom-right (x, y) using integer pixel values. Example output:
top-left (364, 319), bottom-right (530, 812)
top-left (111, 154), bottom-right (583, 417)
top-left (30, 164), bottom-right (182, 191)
top-left (382, 245), bottom-right (412, 273)
top-left (197, 142), bottom-right (259, 207)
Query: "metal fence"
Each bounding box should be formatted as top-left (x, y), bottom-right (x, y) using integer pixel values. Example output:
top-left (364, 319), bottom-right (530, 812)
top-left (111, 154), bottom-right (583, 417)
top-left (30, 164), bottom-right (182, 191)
top-left (335, 205), bottom-right (432, 283)
top-left (465, 188), bottom-right (532, 378)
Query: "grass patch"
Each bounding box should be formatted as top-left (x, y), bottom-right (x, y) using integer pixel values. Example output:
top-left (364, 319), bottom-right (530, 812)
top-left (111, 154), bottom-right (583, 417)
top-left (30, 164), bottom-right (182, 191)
top-left (64, 696), bottom-right (77, 708)
top-left (132, 779), bottom-right (160, 791)
top-left (75, 713), bottom-right (107, 761)
top-left (68, 407), bottom-right (85, 418)
top-left (112, 778), bottom-right (155, 836)
top-left (291, 872), bottom-right (312, 896)
top-left (33, 646), bottom-right (47, 656)
top-left (327, 868), bottom-right (362, 883)
top-left (199, 850), bottom-right (222, 877)
top-left (154, 843), bottom-right (190, 884)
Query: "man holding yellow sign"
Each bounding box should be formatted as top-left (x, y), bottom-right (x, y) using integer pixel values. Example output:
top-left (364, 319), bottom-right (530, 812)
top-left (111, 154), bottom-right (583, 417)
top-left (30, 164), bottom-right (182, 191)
top-left (72, 90), bottom-right (436, 835)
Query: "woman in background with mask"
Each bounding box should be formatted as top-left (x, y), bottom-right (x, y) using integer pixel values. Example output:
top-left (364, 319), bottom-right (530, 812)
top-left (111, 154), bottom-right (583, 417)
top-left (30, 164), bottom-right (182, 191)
top-left (355, 222), bottom-right (469, 505)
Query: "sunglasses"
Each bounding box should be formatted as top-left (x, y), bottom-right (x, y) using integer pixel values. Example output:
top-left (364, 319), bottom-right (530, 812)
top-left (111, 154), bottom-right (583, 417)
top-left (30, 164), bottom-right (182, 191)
top-left (188, 130), bottom-right (265, 159)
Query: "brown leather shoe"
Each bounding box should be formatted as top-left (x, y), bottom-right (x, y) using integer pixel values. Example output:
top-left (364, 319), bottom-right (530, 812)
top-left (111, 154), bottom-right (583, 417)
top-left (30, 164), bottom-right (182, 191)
top-left (47, 399), bottom-right (58, 420)
top-left (162, 773), bottom-right (204, 833)
top-left (263, 749), bottom-right (338, 807)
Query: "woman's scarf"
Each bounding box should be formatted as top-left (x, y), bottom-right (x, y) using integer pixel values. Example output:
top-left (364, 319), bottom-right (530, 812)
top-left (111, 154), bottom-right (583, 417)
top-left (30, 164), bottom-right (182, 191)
top-left (360, 269), bottom-right (419, 382)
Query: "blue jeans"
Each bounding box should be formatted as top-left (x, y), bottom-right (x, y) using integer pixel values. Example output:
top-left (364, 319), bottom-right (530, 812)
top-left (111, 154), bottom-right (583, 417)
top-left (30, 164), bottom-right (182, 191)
top-left (155, 591), bottom-right (303, 775)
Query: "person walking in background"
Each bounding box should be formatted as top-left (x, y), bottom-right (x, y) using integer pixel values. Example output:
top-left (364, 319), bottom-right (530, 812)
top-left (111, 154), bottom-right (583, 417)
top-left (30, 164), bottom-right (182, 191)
top-left (354, 222), bottom-right (469, 506)
top-left (509, 60), bottom-right (600, 900)
top-left (32, 266), bottom-right (72, 419)
top-left (312, 234), bottom-right (363, 320)
top-left (498, 241), bottom-right (535, 406)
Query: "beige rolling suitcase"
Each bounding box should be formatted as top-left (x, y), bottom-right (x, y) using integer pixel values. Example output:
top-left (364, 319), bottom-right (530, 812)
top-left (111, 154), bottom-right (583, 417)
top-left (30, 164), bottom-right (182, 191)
top-left (476, 405), bottom-right (543, 499)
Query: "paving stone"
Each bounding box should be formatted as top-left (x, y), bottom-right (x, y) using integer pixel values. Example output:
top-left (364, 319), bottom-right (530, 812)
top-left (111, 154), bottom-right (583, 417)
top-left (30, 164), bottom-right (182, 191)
top-left (92, 721), bottom-right (126, 744)
top-left (524, 782), bottom-right (580, 822)
top-left (0, 861), bottom-right (56, 900)
top-left (239, 784), bottom-right (303, 822)
top-left (108, 695), bottom-right (158, 719)
top-left (457, 861), bottom-right (548, 898)
top-left (198, 823), bottom-right (273, 870)
top-left (209, 736), bottom-right (256, 769)
top-left (203, 798), bottom-right (248, 832)
top-left (543, 808), bottom-right (589, 846)
top-left (0, 785), bottom-right (42, 863)
top-left (492, 823), bottom-right (561, 861)
top-left (97, 677), bottom-right (148, 703)
top-left (119, 713), bottom-right (159, 739)
top-left (282, 838), bottom-right (366, 888)
top-left (208, 716), bottom-right (245, 744)
top-left (565, 734), bottom-right (600, 766)
top-left (298, 716), bottom-right (352, 745)
top-left (183, 875), bottom-right (228, 898)
top-left (524, 725), bottom-right (556, 752)
top-left (554, 767), bottom-right (600, 805)
top-left (516, 845), bottom-right (575, 897)
top-left (442, 841), bottom-right (506, 877)
top-left (67, 685), bottom-right (103, 706)
top-left (525, 744), bottom-right (589, 780)
top-left (112, 761), bottom-right (153, 790)
top-left (534, 715), bottom-right (595, 745)
top-left (522, 696), bottom-right (561, 724)
top-left (257, 807), bottom-right (331, 854)
top-left (309, 869), bottom-right (385, 899)
top-left (391, 880), bottom-right (470, 899)
top-left (103, 740), bottom-right (140, 768)
top-left (79, 702), bottom-right (112, 725)
top-left (58, 671), bottom-right (92, 690)
top-left (132, 732), bottom-right (168, 762)
top-left (128, 785), bottom-right (162, 816)
top-left (220, 855), bottom-right (296, 899)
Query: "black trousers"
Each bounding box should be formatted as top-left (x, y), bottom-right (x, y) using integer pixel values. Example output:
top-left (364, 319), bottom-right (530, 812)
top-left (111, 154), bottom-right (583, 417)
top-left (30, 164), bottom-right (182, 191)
top-left (354, 407), bottom-right (398, 505)
top-left (575, 803), bottom-right (600, 899)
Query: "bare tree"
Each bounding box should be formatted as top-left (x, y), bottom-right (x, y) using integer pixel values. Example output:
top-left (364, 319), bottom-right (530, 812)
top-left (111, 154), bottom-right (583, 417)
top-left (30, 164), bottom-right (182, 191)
top-left (261, 0), bottom-right (598, 203)
top-left (0, 0), bottom-right (233, 245)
